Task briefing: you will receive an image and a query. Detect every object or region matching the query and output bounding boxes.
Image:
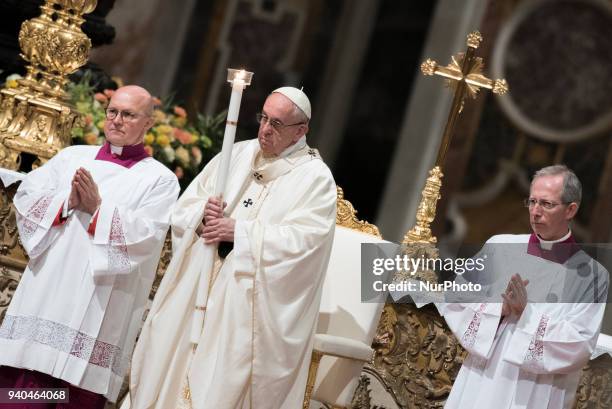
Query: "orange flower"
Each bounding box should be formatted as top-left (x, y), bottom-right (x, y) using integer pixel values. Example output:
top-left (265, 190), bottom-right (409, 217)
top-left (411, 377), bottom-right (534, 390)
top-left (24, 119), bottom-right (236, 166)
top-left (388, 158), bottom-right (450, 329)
top-left (144, 145), bottom-right (154, 156)
top-left (103, 89), bottom-right (115, 99)
top-left (94, 93), bottom-right (108, 103)
top-left (174, 166), bottom-right (184, 179)
top-left (84, 114), bottom-right (94, 126)
top-left (173, 106), bottom-right (187, 118)
top-left (174, 128), bottom-right (193, 145)
top-left (84, 132), bottom-right (98, 145)
top-left (152, 97), bottom-right (162, 107)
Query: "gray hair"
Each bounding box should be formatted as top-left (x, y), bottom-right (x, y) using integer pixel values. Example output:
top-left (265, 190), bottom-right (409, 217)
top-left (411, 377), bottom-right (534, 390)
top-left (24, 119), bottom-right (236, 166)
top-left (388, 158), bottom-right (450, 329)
top-left (532, 165), bottom-right (582, 205)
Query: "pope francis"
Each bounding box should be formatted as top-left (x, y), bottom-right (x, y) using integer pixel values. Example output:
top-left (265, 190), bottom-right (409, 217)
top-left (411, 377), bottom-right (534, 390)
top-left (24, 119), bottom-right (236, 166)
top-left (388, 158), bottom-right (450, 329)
top-left (127, 87), bottom-right (337, 409)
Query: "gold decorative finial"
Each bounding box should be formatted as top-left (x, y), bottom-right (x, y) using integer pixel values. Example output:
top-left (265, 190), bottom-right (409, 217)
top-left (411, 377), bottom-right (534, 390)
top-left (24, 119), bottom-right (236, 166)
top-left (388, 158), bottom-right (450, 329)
top-left (0, 0), bottom-right (98, 170)
top-left (466, 31), bottom-right (483, 48)
top-left (493, 79), bottom-right (509, 95)
top-left (421, 59), bottom-right (437, 76)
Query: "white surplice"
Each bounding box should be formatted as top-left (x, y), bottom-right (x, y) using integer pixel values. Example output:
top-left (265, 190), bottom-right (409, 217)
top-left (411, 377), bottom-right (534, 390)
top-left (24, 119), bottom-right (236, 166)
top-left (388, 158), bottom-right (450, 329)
top-left (0, 145), bottom-right (179, 402)
top-left (439, 234), bottom-right (609, 409)
top-left (128, 138), bottom-right (337, 409)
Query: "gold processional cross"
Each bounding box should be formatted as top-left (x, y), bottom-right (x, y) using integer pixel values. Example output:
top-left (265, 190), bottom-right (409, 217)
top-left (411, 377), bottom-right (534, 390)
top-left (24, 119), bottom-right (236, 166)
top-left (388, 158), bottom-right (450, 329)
top-left (404, 31), bottom-right (508, 246)
top-left (394, 31), bottom-right (509, 285)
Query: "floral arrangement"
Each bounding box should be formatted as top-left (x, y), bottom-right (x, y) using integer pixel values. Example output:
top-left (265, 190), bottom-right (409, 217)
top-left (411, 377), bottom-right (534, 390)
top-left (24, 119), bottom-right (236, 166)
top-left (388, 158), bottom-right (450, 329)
top-left (5, 72), bottom-right (224, 189)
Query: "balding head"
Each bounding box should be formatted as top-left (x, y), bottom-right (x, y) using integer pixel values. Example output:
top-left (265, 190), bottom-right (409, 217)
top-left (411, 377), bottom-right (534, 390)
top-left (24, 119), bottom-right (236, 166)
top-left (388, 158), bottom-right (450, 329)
top-left (114, 85), bottom-right (154, 116)
top-left (104, 85), bottom-right (155, 146)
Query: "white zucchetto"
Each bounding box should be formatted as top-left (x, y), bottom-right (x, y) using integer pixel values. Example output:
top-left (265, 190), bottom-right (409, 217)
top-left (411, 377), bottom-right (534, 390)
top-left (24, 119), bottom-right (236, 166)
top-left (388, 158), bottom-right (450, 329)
top-left (272, 86), bottom-right (311, 119)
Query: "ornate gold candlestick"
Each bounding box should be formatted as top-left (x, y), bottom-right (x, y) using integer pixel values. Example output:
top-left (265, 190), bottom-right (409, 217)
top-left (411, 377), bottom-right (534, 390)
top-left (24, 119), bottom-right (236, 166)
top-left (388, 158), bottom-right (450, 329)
top-left (0, 0), bottom-right (97, 170)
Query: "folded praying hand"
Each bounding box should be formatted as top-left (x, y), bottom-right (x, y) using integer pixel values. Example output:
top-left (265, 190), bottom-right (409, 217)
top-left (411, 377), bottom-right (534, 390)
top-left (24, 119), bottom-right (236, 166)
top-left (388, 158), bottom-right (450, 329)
top-left (69, 167), bottom-right (101, 215)
top-left (501, 273), bottom-right (529, 317)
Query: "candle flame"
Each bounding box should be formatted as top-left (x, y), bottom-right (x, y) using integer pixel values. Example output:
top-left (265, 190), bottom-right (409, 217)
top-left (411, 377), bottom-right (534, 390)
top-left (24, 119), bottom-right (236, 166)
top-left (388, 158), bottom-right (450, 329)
top-left (227, 68), bottom-right (251, 86)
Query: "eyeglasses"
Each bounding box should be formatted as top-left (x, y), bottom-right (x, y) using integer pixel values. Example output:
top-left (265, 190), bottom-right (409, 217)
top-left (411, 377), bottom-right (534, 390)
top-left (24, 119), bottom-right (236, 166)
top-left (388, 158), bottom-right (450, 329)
top-left (256, 113), bottom-right (305, 132)
top-left (105, 108), bottom-right (146, 122)
top-left (524, 198), bottom-right (570, 210)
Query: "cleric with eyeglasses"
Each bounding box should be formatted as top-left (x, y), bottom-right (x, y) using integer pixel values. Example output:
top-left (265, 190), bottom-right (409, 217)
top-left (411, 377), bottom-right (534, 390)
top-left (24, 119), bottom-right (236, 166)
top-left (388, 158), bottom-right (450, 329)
top-left (0, 85), bottom-right (180, 408)
top-left (439, 165), bottom-right (609, 409)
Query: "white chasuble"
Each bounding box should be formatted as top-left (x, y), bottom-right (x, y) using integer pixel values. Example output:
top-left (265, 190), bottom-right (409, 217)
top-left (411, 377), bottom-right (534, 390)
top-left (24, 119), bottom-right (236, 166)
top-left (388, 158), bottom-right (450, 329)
top-left (128, 138), bottom-right (337, 409)
top-left (0, 145), bottom-right (179, 401)
top-left (439, 234), bottom-right (609, 409)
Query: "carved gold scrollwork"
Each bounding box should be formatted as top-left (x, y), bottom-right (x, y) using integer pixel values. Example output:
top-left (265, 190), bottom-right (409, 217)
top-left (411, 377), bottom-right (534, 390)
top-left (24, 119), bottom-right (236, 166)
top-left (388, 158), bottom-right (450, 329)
top-left (0, 94), bottom-right (16, 130)
top-left (0, 182), bottom-right (28, 325)
top-left (573, 354), bottom-right (612, 409)
top-left (0, 267), bottom-right (21, 323)
top-left (0, 183), bottom-right (27, 270)
top-left (350, 375), bottom-right (379, 409)
top-left (364, 303), bottom-right (466, 408)
top-left (392, 242), bottom-right (440, 287)
top-left (151, 233), bottom-right (173, 298)
top-left (336, 186), bottom-right (382, 238)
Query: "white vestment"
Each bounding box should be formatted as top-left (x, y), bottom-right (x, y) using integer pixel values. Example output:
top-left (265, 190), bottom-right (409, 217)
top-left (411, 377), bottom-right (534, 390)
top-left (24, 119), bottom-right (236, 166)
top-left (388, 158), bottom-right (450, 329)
top-left (0, 145), bottom-right (179, 401)
top-left (440, 234), bottom-right (609, 409)
top-left (128, 138), bottom-right (337, 409)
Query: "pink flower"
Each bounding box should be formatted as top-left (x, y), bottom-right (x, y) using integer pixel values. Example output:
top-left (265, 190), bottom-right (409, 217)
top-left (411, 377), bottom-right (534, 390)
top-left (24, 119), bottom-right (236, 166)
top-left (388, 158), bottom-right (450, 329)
top-left (84, 114), bottom-right (94, 126)
top-left (174, 166), bottom-right (184, 179)
top-left (152, 97), bottom-right (162, 107)
top-left (94, 93), bottom-right (108, 103)
top-left (143, 145), bottom-right (154, 156)
top-left (174, 128), bottom-right (193, 145)
top-left (103, 89), bottom-right (115, 99)
top-left (173, 106), bottom-right (187, 118)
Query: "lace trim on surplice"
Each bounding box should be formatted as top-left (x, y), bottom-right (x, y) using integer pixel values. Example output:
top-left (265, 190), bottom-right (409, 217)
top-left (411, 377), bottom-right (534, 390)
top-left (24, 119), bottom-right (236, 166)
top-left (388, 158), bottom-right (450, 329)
top-left (108, 208), bottom-right (130, 274)
top-left (0, 315), bottom-right (126, 376)
top-left (461, 303), bottom-right (487, 349)
top-left (525, 314), bottom-right (550, 363)
top-left (20, 195), bottom-right (53, 241)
